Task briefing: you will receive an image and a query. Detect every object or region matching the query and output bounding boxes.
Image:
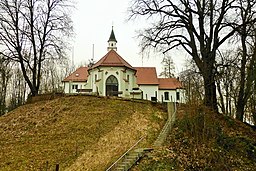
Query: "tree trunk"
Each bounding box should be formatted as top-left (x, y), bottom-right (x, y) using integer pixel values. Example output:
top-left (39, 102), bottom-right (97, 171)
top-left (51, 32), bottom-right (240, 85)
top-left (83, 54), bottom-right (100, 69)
top-left (236, 29), bottom-right (247, 122)
top-left (236, 101), bottom-right (245, 121)
top-left (19, 60), bottom-right (38, 97)
top-left (216, 79), bottom-right (225, 114)
top-left (202, 70), bottom-right (218, 112)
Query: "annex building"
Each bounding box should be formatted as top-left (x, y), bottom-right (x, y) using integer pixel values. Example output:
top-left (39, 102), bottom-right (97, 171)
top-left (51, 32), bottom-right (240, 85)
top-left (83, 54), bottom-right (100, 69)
top-left (62, 28), bottom-right (185, 103)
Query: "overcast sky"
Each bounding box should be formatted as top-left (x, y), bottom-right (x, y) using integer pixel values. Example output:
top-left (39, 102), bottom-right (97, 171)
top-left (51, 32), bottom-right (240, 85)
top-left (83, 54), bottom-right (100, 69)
top-left (71, 0), bottom-right (187, 75)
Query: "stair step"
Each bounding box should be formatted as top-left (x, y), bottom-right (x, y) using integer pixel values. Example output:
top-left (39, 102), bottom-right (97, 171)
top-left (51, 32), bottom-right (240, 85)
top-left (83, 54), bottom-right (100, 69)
top-left (126, 154), bottom-right (139, 158)
top-left (115, 168), bottom-right (125, 171)
top-left (124, 158), bottom-right (135, 162)
top-left (127, 153), bottom-right (138, 156)
top-left (107, 149), bottom-right (148, 171)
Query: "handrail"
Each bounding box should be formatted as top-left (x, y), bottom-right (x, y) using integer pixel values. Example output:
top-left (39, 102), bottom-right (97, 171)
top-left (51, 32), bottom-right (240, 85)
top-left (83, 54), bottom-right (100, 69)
top-left (153, 102), bottom-right (176, 147)
top-left (106, 136), bottom-right (144, 171)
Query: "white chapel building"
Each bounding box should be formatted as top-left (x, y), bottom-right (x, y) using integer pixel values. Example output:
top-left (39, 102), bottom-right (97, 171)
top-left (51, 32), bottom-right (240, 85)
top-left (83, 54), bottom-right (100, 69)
top-left (62, 28), bottom-right (185, 103)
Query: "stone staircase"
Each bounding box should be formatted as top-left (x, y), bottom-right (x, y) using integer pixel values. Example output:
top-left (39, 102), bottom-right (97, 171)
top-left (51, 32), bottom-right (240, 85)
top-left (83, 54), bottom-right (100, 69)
top-left (106, 102), bottom-right (176, 171)
top-left (113, 148), bottom-right (152, 171)
top-left (105, 137), bottom-right (146, 171)
top-left (153, 102), bottom-right (176, 147)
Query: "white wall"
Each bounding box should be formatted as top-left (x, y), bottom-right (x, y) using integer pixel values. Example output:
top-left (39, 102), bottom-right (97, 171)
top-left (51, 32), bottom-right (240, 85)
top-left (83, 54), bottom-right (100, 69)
top-left (139, 85), bottom-right (159, 101)
top-left (63, 81), bottom-right (90, 94)
top-left (159, 89), bottom-right (186, 103)
top-left (159, 90), bottom-right (176, 103)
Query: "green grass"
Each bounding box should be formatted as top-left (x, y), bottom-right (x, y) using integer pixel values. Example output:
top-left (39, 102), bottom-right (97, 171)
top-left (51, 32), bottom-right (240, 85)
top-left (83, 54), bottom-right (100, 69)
top-left (0, 95), bottom-right (166, 171)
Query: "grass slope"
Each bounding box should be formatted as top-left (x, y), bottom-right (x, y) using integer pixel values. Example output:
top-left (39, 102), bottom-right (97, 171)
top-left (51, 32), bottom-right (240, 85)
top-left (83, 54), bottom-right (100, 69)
top-left (0, 95), bottom-right (166, 171)
top-left (132, 105), bottom-right (256, 171)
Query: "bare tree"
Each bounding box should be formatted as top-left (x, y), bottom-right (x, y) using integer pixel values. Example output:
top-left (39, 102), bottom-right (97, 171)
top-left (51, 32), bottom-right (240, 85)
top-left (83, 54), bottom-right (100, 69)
top-left (0, 57), bottom-right (11, 115)
top-left (235, 0), bottom-right (256, 121)
top-left (248, 63), bottom-right (256, 124)
top-left (129, 0), bottom-right (256, 112)
top-left (8, 65), bottom-right (27, 111)
top-left (159, 54), bottom-right (175, 78)
top-left (39, 58), bottom-right (70, 93)
top-left (215, 50), bottom-right (239, 116)
top-left (0, 0), bottom-right (73, 96)
top-left (179, 59), bottom-right (204, 105)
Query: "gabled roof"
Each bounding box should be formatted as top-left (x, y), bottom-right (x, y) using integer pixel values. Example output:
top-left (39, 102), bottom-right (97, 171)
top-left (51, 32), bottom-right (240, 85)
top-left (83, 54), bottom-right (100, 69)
top-left (135, 67), bottom-right (159, 85)
top-left (108, 27), bottom-right (117, 42)
top-left (158, 78), bottom-right (183, 90)
top-left (62, 67), bottom-right (88, 82)
top-left (91, 50), bottom-right (134, 70)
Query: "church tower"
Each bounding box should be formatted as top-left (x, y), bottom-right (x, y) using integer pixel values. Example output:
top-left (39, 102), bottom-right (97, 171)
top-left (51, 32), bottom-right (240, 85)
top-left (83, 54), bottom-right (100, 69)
top-left (107, 26), bottom-right (117, 51)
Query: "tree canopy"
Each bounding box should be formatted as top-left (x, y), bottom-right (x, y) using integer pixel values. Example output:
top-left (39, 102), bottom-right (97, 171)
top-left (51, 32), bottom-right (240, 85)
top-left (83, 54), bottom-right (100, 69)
top-left (0, 0), bottom-right (73, 96)
top-left (129, 0), bottom-right (256, 113)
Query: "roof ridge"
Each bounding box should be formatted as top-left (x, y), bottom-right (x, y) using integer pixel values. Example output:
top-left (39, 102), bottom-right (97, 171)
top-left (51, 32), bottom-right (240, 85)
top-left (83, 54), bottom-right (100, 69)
top-left (115, 51), bottom-right (133, 67)
top-left (90, 50), bottom-right (134, 70)
top-left (134, 67), bottom-right (156, 69)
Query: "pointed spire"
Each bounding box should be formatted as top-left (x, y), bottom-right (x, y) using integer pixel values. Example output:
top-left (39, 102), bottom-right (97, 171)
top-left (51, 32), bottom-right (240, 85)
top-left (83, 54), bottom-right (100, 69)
top-left (108, 26), bottom-right (117, 42)
top-left (107, 26), bottom-right (117, 51)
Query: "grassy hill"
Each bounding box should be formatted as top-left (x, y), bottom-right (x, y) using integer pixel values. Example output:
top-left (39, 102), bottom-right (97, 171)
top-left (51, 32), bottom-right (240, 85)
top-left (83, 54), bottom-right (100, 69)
top-left (131, 105), bottom-right (256, 171)
top-left (0, 95), bottom-right (167, 171)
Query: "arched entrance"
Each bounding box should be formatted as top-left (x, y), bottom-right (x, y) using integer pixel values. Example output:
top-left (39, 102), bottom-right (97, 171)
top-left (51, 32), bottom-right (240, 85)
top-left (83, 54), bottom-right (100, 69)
top-left (106, 75), bottom-right (118, 96)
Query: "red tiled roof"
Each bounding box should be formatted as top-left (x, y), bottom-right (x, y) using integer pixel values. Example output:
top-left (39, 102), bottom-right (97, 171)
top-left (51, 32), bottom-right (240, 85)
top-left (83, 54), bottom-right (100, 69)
top-left (135, 67), bottom-right (159, 85)
top-left (62, 67), bottom-right (88, 82)
top-left (91, 50), bottom-right (134, 70)
top-left (158, 78), bottom-right (182, 90)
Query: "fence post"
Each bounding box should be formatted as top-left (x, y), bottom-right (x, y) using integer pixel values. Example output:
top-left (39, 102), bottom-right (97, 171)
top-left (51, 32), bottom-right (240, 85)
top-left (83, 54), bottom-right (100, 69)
top-left (55, 164), bottom-right (59, 171)
top-left (167, 102), bottom-right (174, 118)
top-left (45, 161), bottom-right (49, 171)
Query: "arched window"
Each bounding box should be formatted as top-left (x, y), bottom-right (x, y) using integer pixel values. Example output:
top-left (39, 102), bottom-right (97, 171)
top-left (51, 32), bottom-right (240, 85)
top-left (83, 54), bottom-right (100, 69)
top-left (106, 75), bottom-right (118, 85)
top-left (164, 92), bottom-right (169, 100)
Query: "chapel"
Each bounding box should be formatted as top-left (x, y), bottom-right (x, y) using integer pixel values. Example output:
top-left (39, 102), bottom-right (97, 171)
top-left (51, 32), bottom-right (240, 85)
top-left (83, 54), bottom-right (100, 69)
top-left (62, 27), bottom-right (185, 103)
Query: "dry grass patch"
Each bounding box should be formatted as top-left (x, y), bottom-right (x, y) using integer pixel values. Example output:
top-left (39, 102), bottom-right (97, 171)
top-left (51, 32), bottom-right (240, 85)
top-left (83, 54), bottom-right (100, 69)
top-left (0, 95), bottom-right (166, 171)
top-left (132, 105), bottom-right (256, 171)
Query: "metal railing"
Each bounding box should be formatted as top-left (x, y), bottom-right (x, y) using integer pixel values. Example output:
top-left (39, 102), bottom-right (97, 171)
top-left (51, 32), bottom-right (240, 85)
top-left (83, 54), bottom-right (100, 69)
top-left (153, 102), bottom-right (177, 147)
top-left (105, 136), bottom-right (144, 171)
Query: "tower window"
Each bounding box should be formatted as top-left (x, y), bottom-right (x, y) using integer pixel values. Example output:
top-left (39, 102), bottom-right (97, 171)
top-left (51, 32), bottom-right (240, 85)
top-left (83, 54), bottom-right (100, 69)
top-left (111, 43), bottom-right (113, 46)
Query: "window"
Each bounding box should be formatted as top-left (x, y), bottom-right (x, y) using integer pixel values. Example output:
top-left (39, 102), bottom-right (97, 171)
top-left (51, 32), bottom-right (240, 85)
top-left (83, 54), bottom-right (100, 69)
top-left (106, 75), bottom-right (118, 84)
top-left (164, 92), bottom-right (169, 100)
top-left (176, 92), bottom-right (180, 101)
top-left (127, 75), bottom-right (129, 82)
top-left (95, 74), bottom-right (97, 82)
top-left (72, 85), bottom-right (78, 90)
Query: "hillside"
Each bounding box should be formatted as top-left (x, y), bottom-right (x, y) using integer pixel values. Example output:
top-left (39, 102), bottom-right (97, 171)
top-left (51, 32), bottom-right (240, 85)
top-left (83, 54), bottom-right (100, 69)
top-left (0, 95), bottom-right (167, 171)
top-left (131, 105), bottom-right (256, 170)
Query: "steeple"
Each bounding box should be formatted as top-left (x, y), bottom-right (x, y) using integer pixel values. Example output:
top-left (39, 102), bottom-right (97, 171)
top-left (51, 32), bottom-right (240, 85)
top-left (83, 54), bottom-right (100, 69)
top-left (107, 26), bottom-right (117, 51)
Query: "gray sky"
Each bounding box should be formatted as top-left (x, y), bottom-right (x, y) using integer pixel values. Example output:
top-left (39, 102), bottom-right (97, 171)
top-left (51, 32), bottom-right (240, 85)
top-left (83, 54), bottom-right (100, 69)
top-left (71, 0), bottom-right (186, 75)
